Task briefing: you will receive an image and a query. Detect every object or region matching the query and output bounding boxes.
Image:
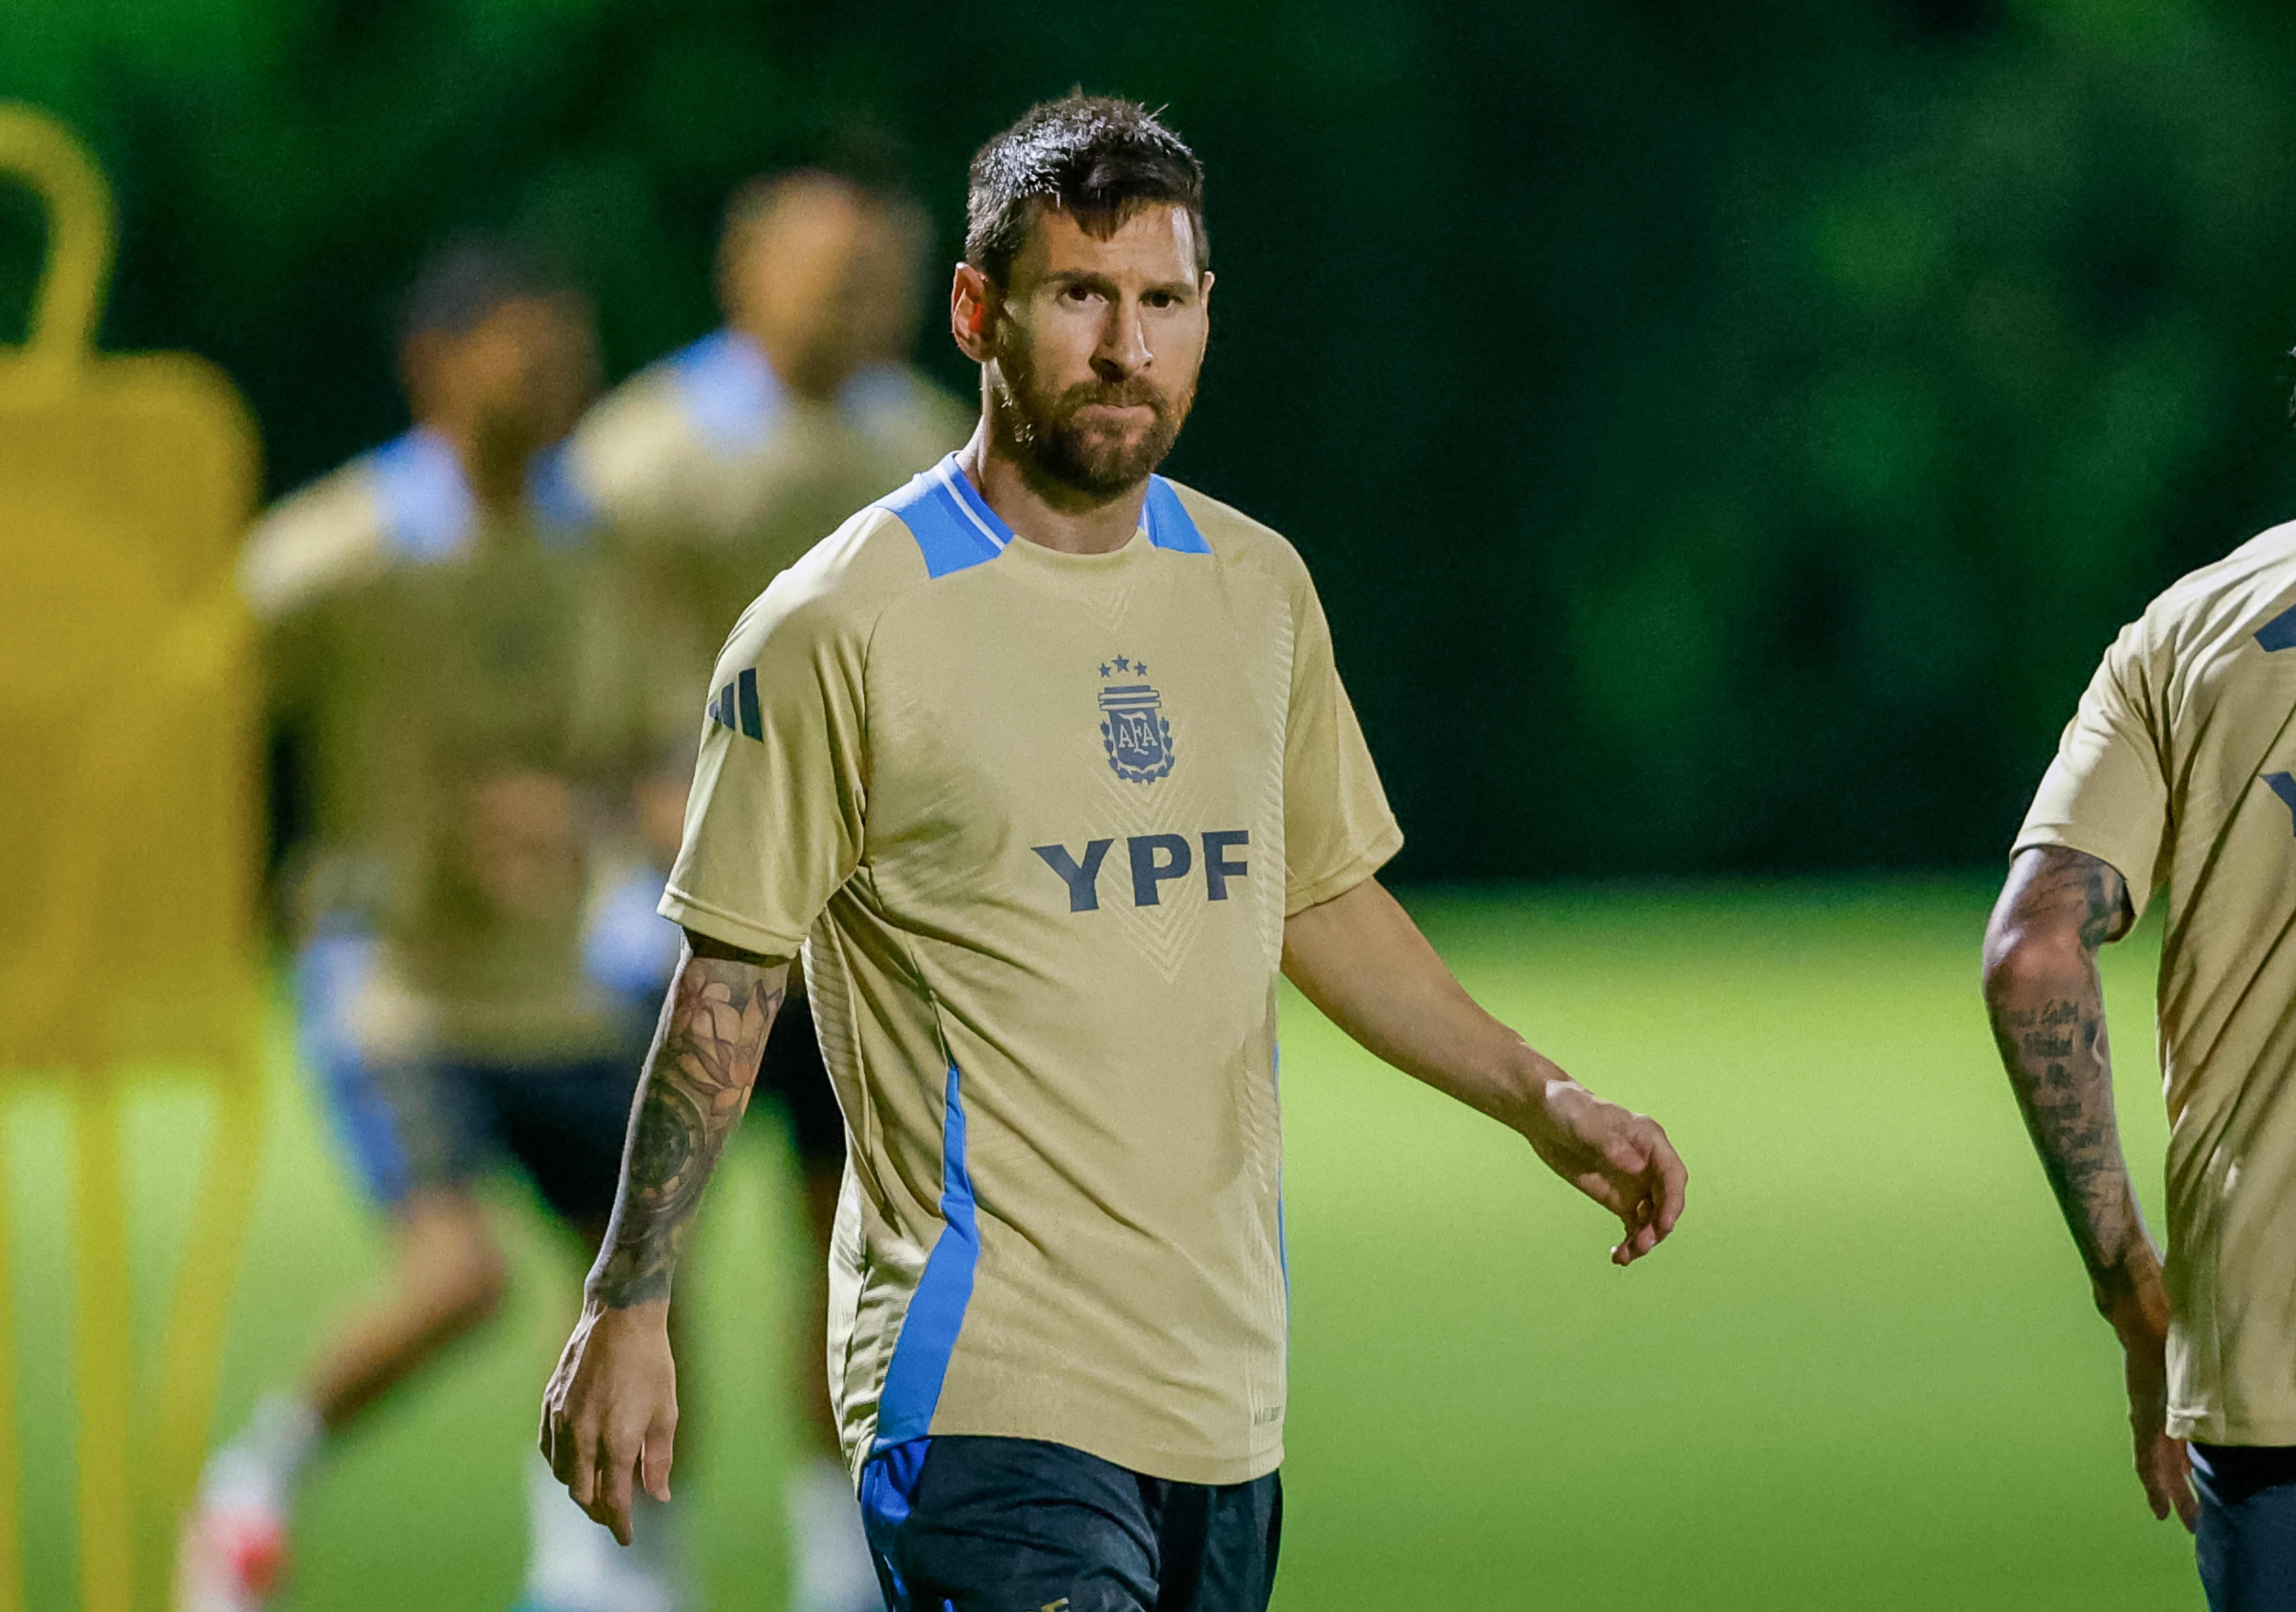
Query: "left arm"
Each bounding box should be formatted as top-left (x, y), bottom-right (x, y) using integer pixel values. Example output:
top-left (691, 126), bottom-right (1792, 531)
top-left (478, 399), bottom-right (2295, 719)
top-left (1281, 877), bottom-right (1686, 1265)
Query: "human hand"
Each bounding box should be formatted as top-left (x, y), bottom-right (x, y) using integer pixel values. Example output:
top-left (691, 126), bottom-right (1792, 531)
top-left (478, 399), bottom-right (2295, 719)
top-left (538, 1298), bottom-right (677, 1546)
top-left (2115, 1307), bottom-right (2196, 1531)
top-left (1520, 1079), bottom-right (1686, 1266)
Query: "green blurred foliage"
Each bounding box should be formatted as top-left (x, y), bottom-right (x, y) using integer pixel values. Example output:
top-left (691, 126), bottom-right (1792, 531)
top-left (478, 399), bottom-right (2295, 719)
top-left (8, 0), bottom-right (2296, 879)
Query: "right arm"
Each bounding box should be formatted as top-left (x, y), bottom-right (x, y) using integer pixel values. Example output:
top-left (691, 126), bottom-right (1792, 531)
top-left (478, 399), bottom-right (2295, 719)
top-left (539, 929), bottom-right (788, 1543)
top-left (1981, 843), bottom-right (2193, 1529)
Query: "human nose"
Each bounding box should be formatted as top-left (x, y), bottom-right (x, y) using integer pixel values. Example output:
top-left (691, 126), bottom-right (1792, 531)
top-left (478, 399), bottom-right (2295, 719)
top-left (1093, 295), bottom-right (1152, 378)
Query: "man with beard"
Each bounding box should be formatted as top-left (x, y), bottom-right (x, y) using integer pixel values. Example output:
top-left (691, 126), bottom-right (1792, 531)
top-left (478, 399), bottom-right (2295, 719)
top-left (539, 95), bottom-right (1689, 1612)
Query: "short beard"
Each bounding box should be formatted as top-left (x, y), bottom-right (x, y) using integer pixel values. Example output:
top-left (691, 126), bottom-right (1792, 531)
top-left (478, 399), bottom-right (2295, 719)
top-left (991, 345), bottom-right (1194, 500)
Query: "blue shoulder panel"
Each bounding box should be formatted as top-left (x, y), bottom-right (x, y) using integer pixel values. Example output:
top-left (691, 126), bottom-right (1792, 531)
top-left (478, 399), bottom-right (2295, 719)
top-left (872, 1063), bottom-right (979, 1449)
top-left (369, 429), bottom-right (474, 562)
top-left (2257, 601), bottom-right (2296, 652)
top-left (876, 456), bottom-right (1010, 579)
top-left (673, 328), bottom-right (784, 454)
top-left (372, 427), bottom-right (595, 556)
top-left (1143, 475), bottom-right (1213, 554)
top-left (525, 441), bottom-right (598, 548)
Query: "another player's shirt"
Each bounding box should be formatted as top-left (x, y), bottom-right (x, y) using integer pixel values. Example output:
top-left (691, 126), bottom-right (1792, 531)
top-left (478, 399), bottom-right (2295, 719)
top-left (663, 457), bottom-right (1401, 1485)
top-left (242, 427), bottom-right (640, 1059)
top-left (567, 329), bottom-right (968, 744)
top-left (2017, 518), bottom-right (2296, 1446)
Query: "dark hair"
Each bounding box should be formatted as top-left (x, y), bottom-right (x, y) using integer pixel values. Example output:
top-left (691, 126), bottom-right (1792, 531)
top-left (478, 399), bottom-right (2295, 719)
top-left (964, 94), bottom-right (1207, 284)
top-left (398, 234), bottom-right (577, 344)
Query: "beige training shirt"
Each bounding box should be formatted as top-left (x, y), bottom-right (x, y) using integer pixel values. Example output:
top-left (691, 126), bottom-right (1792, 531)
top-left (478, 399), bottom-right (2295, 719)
top-left (662, 458), bottom-right (1401, 1484)
top-left (2018, 518), bottom-right (2296, 1444)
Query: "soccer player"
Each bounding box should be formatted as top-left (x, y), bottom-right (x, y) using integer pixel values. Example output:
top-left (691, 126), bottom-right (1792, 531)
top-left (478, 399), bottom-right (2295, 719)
top-left (1983, 520), bottom-right (2296, 1607)
top-left (540, 96), bottom-right (1688, 1612)
top-left (569, 168), bottom-right (968, 739)
top-left (569, 167), bottom-right (968, 1612)
top-left (180, 242), bottom-right (683, 1612)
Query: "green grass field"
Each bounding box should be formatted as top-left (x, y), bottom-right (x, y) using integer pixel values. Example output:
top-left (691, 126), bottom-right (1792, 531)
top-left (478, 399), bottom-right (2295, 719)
top-left (11, 880), bottom-right (2202, 1610)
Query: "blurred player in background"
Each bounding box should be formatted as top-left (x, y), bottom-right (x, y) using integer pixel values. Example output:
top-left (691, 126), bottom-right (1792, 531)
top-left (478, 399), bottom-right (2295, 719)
top-left (542, 95), bottom-right (1687, 1612)
top-left (1984, 527), bottom-right (2296, 1607)
top-left (569, 167), bottom-right (967, 1612)
top-left (179, 241), bottom-right (687, 1612)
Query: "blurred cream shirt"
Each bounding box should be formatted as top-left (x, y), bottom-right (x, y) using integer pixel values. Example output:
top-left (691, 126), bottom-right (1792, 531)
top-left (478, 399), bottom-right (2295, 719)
top-left (239, 430), bottom-right (640, 1058)
top-left (2017, 519), bottom-right (2296, 1445)
top-left (662, 458), bottom-right (1401, 1484)
top-left (567, 331), bottom-right (968, 746)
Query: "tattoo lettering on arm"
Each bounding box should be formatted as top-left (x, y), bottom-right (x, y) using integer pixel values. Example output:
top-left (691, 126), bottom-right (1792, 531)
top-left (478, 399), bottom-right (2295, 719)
top-left (1982, 845), bottom-right (2156, 1315)
top-left (589, 935), bottom-right (787, 1308)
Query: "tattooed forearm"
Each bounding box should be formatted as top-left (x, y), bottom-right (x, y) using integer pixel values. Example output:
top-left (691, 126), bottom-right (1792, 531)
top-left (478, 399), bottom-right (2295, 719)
top-left (1982, 846), bottom-right (2157, 1318)
top-left (588, 935), bottom-right (788, 1307)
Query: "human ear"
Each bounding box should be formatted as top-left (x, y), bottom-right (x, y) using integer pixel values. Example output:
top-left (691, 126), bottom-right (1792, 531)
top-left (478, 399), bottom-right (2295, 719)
top-left (951, 263), bottom-right (997, 362)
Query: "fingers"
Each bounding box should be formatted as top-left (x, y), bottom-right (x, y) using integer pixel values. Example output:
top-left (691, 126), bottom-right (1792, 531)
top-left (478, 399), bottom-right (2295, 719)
top-left (593, 1431), bottom-right (636, 1546)
top-left (1648, 1128), bottom-right (1688, 1237)
top-left (2141, 1437), bottom-right (2198, 1533)
top-left (1606, 1120), bottom-right (1685, 1267)
top-left (642, 1405), bottom-right (679, 1504)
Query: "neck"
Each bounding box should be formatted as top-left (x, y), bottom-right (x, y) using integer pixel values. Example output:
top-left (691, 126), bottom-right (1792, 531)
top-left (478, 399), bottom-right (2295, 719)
top-left (428, 415), bottom-right (529, 517)
top-left (735, 314), bottom-right (838, 405)
top-left (959, 422), bottom-right (1148, 556)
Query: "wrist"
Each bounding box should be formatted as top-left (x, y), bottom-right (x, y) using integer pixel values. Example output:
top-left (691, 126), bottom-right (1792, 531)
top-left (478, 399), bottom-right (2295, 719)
top-left (582, 1288), bottom-right (671, 1323)
top-left (2093, 1245), bottom-right (2170, 1346)
top-left (1506, 1050), bottom-right (1579, 1143)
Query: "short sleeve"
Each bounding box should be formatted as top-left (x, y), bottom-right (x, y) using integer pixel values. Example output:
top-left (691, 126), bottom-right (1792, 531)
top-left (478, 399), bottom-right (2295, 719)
top-left (1281, 569), bottom-right (1403, 914)
top-left (657, 584), bottom-right (869, 955)
top-left (2013, 618), bottom-right (2172, 918)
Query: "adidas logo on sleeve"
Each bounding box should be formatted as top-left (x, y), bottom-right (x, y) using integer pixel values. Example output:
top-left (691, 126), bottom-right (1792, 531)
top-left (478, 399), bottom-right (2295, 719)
top-left (708, 667), bottom-right (762, 740)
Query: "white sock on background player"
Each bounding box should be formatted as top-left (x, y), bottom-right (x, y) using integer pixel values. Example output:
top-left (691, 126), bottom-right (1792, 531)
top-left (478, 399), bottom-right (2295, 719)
top-left (521, 1450), bottom-right (687, 1612)
top-left (787, 1456), bottom-right (879, 1612)
top-left (175, 1392), bottom-right (320, 1612)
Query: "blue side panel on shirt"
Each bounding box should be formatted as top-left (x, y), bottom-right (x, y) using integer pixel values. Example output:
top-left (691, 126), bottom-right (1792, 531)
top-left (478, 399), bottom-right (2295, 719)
top-left (1272, 1044), bottom-right (1289, 1296)
top-left (878, 467), bottom-right (1006, 579)
top-left (873, 1064), bottom-right (979, 1447)
top-left (582, 867), bottom-right (681, 1001)
top-left (1143, 475), bottom-right (1214, 554)
top-left (2257, 602), bottom-right (2296, 653)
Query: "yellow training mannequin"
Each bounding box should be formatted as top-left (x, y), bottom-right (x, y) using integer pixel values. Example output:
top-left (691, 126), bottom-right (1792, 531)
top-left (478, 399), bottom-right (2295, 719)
top-left (0, 103), bottom-right (263, 1612)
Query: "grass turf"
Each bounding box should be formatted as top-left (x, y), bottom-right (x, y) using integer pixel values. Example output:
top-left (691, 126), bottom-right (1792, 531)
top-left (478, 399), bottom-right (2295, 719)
top-left (8, 879), bottom-right (2200, 1609)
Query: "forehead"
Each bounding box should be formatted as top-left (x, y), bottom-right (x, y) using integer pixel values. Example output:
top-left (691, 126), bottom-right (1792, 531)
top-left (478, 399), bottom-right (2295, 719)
top-left (458, 293), bottom-right (590, 346)
top-left (1013, 200), bottom-right (1200, 282)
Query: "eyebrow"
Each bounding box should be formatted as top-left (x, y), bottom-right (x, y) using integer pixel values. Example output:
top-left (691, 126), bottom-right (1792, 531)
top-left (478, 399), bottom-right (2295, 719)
top-left (1040, 268), bottom-right (1198, 298)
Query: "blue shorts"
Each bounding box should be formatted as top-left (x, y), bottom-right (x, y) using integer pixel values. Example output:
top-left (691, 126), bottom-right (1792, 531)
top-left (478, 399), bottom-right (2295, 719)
top-left (296, 931), bottom-right (639, 1226)
top-left (2194, 1443), bottom-right (2296, 1611)
top-left (859, 1436), bottom-right (1281, 1612)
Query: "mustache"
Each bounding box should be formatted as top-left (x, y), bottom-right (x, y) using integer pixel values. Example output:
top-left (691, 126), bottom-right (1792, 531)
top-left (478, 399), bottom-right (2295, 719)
top-left (1049, 379), bottom-right (1170, 418)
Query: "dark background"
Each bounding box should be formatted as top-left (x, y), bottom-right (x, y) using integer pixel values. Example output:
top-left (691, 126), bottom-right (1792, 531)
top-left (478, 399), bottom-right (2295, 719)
top-left (10, 0), bottom-right (2296, 882)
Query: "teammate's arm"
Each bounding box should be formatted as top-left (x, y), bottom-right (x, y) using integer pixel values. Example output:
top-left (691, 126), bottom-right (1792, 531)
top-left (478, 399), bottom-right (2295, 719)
top-left (540, 929), bottom-right (790, 1544)
top-left (1981, 844), bottom-right (2195, 1530)
top-left (1280, 876), bottom-right (1686, 1265)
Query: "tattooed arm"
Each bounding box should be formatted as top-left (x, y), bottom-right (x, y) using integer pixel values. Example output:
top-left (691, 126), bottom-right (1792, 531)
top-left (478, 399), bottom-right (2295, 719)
top-left (541, 930), bottom-right (788, 1543)
top-left (1982, 845), bottom-right (2194, 1530)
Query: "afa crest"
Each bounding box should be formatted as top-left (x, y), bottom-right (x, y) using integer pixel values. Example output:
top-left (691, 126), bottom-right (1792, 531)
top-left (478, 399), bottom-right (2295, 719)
top-left (1098, 654), bottom-right (1175, 783)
